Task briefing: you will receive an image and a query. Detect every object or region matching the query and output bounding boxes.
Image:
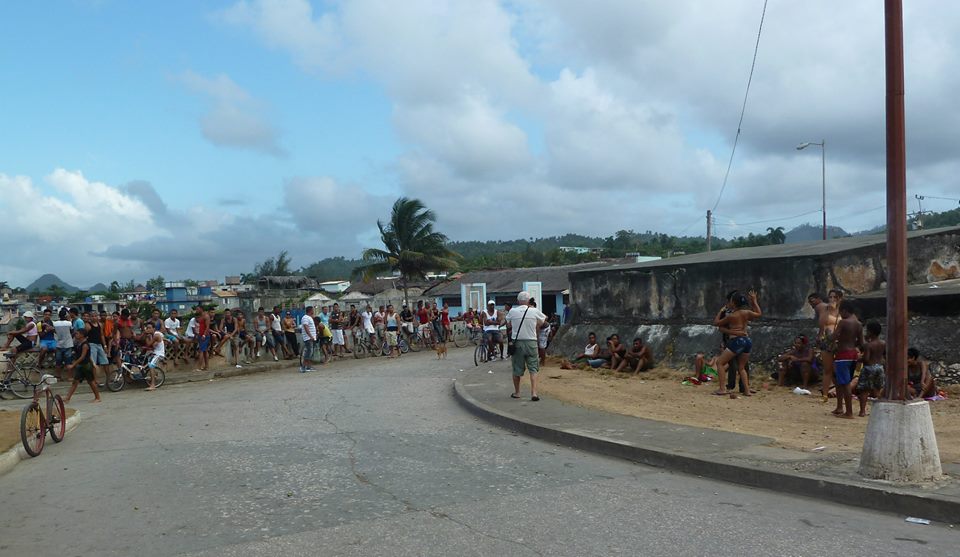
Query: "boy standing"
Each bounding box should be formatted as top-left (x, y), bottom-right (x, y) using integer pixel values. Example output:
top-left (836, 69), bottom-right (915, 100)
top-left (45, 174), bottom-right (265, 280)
top-left (856, 320), bottom-right (885, 417)
top-left (830, 300), bottom-right (862, 419)
top-left (64, 328), bottom-right (102, 403)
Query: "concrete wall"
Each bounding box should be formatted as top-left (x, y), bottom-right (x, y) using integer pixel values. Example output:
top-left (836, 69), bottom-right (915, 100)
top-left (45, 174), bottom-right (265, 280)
top-left (558, 228), bottom-right (960, 384)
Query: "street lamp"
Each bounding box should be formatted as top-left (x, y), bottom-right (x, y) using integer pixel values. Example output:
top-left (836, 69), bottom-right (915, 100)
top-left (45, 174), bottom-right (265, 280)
top-left (796, 140), bottom-right (826, 240)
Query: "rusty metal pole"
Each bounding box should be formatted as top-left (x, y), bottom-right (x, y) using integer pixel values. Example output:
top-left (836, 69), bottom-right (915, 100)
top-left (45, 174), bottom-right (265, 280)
top-left (884, 0), bottom-right (908, 401)
top-left (706, 210), bottom-right (712, 252)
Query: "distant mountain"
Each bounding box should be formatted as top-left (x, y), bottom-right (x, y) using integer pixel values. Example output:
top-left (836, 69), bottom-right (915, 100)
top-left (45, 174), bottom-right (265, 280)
top-left (25, 274), bottom-right (78, 293)
top-left (785, 223), bottom-right (850, 243)
top-left (87, 283), bottom-right (109, 293)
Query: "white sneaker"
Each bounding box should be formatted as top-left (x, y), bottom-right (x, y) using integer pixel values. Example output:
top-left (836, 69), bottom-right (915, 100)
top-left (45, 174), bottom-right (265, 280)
top-left (274, 355), bottom-right (279, 361)
top-left (235, 364), bottom-right (242, 368)
top-left (256, 351), bottom-right (261, 358)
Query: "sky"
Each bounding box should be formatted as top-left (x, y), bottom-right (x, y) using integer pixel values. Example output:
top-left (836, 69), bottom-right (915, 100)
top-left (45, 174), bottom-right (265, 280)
top-left (2, 0), bottom-right (959, 288)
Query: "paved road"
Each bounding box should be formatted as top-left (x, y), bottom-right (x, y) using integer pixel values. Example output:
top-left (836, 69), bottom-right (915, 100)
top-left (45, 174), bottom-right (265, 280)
top-left (0, 349), bottom-right (955, 556)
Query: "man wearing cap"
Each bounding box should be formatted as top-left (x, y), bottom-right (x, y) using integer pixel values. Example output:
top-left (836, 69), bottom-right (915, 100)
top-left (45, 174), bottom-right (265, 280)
top-left (507, 291), bottom-right (547, 400)
top-left (482, 300), bottom-right (504, 361)
top-left (2, 310), bottom-right (39, 373)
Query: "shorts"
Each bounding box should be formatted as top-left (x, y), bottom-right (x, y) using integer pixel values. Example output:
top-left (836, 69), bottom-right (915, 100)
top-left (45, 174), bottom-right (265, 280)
top-left (39, 339), bottom-right (57, 351)
top-left (301, 339), bottom-right (316, 361)
top-left (148, 354), bottom-right (164, 368)
top-left (198, 335), bottom-right (211, 353)
top-left (857, 364), bottom-right (885, 392)
top-left (726, 336), bottom-right (752, 355)
top-left (74, 363), bottom-right (95, 382)
top-left (55, 347), bottom-right (73, 366)
top-left (511, 340), bottom-right (540, 376)
top-left (164, 333), bottom-right (179, 343)
top-left (484, 330), bottom-right (502, 344)
top-left (14, 337), bottom-right (34, 353)
top-left (239, 331), bottom-right (248, 340)
top-left (332, 330), bottom-right (345, 345)
top-left (320, 336), bottom-right (332, 345)
top-left (834, 359), bottom-right (855, 386)
top-left (386, 330), bottom-right (398, 347)
top-left (89, 343), bottom-right (109, 365)
top-left (816, 336), bottom-right (831, 352)
top-left (587, 358), bottom-right (607, 368)
top-left (119, 338), bottom-right (136, 353)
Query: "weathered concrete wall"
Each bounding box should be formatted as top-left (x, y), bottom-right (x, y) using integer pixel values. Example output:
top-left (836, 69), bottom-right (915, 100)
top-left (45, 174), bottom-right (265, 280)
top-left (569, 228), bottom-right (960, 322)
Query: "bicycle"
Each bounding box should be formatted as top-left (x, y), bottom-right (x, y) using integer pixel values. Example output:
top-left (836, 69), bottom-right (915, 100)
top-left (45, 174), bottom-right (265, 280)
top-left (351, 330), bottom-right (381, 359)
top-left (1, 350), bottom-right (42, 400)
top-left (106, 350), bottom-right (166, 392)
top-left (474, 337), bottom-right (505, 367)
top-left (20, 374), bottom-right (66, 457)
top-left (380, 336), bottom-right (410, 356)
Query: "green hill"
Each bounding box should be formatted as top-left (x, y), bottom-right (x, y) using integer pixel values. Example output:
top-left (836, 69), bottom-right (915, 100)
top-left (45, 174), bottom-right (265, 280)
top-left (25, 274), bottom-right (79, 293)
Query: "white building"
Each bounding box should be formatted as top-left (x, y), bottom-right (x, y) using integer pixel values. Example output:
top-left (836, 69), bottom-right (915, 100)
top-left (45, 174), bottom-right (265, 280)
top-left (318, 280), bottom-right (351, 294)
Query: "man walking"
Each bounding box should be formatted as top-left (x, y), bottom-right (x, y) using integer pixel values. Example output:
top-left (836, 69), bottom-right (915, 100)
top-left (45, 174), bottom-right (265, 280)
top-left (300, 306), bottom-right (318, 373)
top-left (506, 291), bottom-right (546, 401)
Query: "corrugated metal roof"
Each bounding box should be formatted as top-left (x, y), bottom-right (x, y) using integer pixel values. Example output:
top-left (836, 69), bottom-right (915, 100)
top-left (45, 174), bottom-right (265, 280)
top-left (424, 262), bottom-right (612, 296)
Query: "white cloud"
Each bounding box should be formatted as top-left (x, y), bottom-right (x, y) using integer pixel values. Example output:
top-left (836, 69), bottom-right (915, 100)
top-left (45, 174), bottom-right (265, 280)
top-left (179, 70), bottom-right (286, 156)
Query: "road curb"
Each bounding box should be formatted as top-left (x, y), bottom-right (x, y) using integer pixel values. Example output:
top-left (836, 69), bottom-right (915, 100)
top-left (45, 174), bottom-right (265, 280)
top-left (0, 412), bottom-right (83, 478)
top-left (165, 359), bottom-right (296, 385)
top-left (453, 379), bottom-right (960, 524)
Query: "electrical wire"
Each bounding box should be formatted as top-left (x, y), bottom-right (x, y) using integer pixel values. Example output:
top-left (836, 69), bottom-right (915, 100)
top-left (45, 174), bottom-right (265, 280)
top-left (709, 0), bottom-right (769, 214)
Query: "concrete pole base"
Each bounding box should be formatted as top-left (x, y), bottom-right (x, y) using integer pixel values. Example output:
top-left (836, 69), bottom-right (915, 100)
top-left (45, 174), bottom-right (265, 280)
top-left (859, 400), bottom-right (942, 483)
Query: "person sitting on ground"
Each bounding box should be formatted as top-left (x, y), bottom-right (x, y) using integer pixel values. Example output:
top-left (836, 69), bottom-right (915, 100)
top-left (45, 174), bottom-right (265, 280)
top-left (830, 300), bottom-right (862, 418)
top-left (588, 337), bottom-right (615, 369)
top-left (776, 335), bottom-right (815, 388)
top-left (607, 334), bottom-right (628, 370)
top-left (712, 290), bottom-right (762, 396)
top-left (694, 351), bottom-right (722, 382)
top-left (569, 332), bottom-right (600, 366)
top-left (616, 337), bottom-right (654, 373)
top-left (906, 347), bottom-right (936, 399)
top-left (856, 320), bottom-right (885, 416)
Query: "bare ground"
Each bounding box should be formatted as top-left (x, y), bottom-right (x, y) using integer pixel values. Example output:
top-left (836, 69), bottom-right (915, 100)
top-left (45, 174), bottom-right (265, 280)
top-left (537, 358), bottom-right (960, 464)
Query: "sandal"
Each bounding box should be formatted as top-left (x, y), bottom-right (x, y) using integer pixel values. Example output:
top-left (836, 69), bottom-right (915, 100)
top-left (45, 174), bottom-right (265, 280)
top-left (510, 393), bottom-right (521, 399)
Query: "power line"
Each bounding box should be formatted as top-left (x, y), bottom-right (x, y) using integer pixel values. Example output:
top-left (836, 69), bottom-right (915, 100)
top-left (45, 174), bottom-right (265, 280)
top-left (917, 194), bottom-right (960, 203)
top-left (710, 0), bottom-right (769, 214)
top-left (714, 209), bottom-right (820, 227)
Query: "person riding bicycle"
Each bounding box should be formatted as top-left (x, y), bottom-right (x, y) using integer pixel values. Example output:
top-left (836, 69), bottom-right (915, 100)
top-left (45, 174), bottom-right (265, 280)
top-left (361, 304), bottom-right (377, 346)
top-left (482, 301), bottom-right (504, 361)
top-left (385, 305), bottom-right (400, 358)
top-left (399, 304), bottom-right (415, 342)
top-left (415, 301), bottom-right (432, 344)
top-left (37, 308), bottom-right (57, 368)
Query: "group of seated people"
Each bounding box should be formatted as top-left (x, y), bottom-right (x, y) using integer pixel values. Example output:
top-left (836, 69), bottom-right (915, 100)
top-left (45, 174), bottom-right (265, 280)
top-left (564, 331), bottom-right (654, 373)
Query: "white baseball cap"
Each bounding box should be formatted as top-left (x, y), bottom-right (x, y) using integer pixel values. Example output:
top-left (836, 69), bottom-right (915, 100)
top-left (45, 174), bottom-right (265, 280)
top-left (22, 311), bottom-right (35, 319)
top-left (487, 300), bottom-right (495, 305)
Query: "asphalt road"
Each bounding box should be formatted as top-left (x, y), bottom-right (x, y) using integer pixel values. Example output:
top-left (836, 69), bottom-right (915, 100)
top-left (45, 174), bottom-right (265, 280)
top-left (0, 348), bottom-right (955, 556)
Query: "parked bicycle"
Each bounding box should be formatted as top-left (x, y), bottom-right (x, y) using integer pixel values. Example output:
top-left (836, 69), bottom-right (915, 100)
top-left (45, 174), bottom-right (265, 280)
top-left (20, 374), bottom-right (66, 457)
top-left (351, 330), bottom-right (381, 359)
top-left (106, 350), bottom-right (166, 392)
top-left (380, 336), bottom-right (410, 356)
top-left (1, 351), bottom-right (41, 399)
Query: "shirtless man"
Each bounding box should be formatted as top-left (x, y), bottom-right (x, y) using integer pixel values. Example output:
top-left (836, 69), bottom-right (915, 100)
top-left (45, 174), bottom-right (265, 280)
top-left (607, 334), bottom-right (628, 370)
top-left (616, 337), bottom-right (653, 373)
top-left (808, 289), bottom-right (843, 401)
top-left (777, 335), bottom-right (815, 388)
top-left (115, 308), bottom-right (137, 367)
top-left (713, 290), bottom-right (762, 396)
top-left (856, 320), bottom-right (885, 416)
top-left (830, 300), bottom-right (862, 419)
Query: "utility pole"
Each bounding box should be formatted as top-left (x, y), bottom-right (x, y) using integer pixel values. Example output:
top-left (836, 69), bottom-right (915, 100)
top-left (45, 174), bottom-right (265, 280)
top-left (915, 194), bottom-right (924, 229)
top-left (706, 210), bottom-right (712, 252)
top-left (820, 139), bottom-right (827, 240)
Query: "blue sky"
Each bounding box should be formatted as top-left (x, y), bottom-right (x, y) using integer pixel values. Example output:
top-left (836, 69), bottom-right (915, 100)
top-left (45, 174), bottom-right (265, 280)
top-left (2, 0), bottom-right (959, 287)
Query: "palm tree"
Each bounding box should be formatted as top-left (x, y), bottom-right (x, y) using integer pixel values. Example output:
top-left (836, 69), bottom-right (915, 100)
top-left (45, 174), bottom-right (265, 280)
top-left (356, 197), bottom-right (459, 305)
top-left (766, 226), bottom-right (786, 245)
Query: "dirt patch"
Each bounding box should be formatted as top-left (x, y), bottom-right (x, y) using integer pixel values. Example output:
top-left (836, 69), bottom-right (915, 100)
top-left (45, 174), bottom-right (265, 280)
top-left (0, 407), bottom-right (77, 454)
top-left (538, 360), bottom-right (960, 464)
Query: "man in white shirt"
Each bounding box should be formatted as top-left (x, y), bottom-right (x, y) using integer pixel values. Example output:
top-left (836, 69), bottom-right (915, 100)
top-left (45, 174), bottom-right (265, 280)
top-left (506, 291), bottom-right (546, 401)
top-left (53, 309), bottom-right (75, 380)
top-left (300, 306), bottom-right (318, 373)
top-left (361, 305), bottom-right (376, 345)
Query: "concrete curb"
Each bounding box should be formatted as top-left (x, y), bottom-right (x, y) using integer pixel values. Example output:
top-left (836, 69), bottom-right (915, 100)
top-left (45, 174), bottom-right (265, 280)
top-left (165, 359), bottom-right (297, 386)
top-left (453, 379), bottom-right (960, 524)
top-left (0, 412), bottom-right (83, 478)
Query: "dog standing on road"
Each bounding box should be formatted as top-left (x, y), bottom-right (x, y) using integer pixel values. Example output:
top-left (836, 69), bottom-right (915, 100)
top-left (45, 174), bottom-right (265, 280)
top-left (435, 341), bottom-right (447, 359)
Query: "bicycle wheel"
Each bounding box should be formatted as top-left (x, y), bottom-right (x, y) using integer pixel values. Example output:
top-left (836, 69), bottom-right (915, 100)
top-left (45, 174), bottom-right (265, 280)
top-left (47, 393), bottom-right (66, 443)
top-left (107, 368), bottom-right (126, 392)
top-left (152, 366), bottom-right (166, 388)
top-left (381, 341), bottom-right (390, 356)
top-left (407, 334), bottom-right (422, 352)
top-left (398, 339), bottom-right (410, 354)
top-left (20, 403), bottom-right (45, 457)
top-left (353, 341), bottom-right (368, 359)
top-left (474, 344), bottom-right (486, 367)
top-left (452, 327), bottom-right (465, 348)
top-left (6, 366), bottom-right (38, 399)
